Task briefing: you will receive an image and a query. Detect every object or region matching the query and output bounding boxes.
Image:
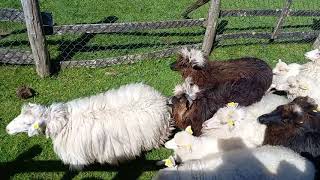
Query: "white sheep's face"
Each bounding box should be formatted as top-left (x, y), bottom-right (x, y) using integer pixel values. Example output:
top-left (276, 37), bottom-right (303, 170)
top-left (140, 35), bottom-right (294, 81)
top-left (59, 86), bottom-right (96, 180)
top-left (164, 131), bottom-right (193, 150)
top-left (305, 49), bottom-right (320, 62)
top-left (6, 103), bottom-right (44, 137)
top-left (273, 59), bottom-right (289, 75)
top-left (287, 76), bottom-right (311, 100)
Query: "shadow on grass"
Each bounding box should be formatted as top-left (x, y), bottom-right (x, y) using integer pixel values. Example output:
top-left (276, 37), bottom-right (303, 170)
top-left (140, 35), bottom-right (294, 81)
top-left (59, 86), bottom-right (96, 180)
top-left (0, 145), bottom-right (162, 180)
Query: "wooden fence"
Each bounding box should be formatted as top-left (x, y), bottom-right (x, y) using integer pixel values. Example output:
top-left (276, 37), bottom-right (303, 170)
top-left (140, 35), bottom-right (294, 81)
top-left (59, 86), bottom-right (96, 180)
top-left (1, 0), bottom-right (320, 77)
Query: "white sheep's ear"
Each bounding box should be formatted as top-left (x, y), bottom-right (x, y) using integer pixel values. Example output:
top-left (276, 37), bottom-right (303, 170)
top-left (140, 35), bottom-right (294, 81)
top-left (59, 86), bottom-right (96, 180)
top-left (185, 126), bottom-right (193, 135)
top-left (278, 59), bottom-right (282, 63)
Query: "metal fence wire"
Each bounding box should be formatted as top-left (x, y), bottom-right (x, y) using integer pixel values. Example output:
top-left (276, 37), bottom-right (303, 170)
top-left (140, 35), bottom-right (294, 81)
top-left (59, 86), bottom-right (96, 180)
top-left (0, 0), bottom-right (320, 68)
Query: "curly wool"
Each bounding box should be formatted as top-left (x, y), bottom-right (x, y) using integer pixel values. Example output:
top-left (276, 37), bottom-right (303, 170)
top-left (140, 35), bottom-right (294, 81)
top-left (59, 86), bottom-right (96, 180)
top-left (9, 83), bottom-right (173, 168)
top-left (271, 59), bottom-right (301, 91)
top-left (286, 76), bottom-right (320, 105)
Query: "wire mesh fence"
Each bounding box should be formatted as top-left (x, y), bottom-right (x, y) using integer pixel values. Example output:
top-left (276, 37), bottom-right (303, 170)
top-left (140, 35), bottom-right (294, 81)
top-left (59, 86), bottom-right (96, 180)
top-left (0, 0), bottom-right (319, 69)
top-left (0, 8), bottom-right (33, 64)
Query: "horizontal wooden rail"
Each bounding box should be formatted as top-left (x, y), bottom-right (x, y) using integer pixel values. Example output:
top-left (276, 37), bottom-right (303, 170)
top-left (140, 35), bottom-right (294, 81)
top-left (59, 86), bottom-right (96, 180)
top-left (53, 19), bottom-right (206, 34)
top-left (60, 44), bottom-right (201, 68)
top-left (216, 31), bottom-right (319, 40)
top-left (220, 9), bottom-right (320, 17)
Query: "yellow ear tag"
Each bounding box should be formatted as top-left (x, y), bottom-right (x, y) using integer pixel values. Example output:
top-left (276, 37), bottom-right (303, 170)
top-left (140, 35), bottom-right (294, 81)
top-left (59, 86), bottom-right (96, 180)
top-left (300, 85), bottom-right (309, 90)
top-left (227, 119), bottom-right (235, 127)
top-left (33, 122), bottom-right (39, 129)
top-left (186, 144), bottom-right (192, 152)
top-left (163, 158), bottom-right (174, 168)
top-left (227, 102), bottom-right (238, 107)
top-left (185, 126), bottom-right (193, 135)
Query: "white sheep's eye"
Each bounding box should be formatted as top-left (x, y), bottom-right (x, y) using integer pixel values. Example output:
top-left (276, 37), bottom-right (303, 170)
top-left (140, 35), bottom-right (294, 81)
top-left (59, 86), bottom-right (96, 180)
top-left (289, 84), bottom-right (295, 88)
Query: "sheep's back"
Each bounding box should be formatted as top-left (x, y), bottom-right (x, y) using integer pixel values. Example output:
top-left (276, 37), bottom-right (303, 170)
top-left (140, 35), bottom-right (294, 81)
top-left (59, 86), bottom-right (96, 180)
top-left (154, 145), bottom-right (315, 180)
top-left (53, 83), bottom-right (172, 166)
top-left (202, 57), bottom-right (273, 106)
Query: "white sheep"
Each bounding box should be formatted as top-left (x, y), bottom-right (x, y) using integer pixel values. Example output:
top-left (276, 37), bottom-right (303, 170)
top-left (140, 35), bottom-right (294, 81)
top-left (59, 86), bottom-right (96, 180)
top-left (286, 75), bottom-right (320, 105)
top-left (271, 59), bottom-right (301, 91)
top-left (6, 83), bottom-right (173, 169)
top-left (305, 48), bottom-right (320, 62)
top-left (271, 49), bottom-right (320, 92)
top-left (165, 93), bottom-right (289, 163)
top-left (154, 145), bottom-right (315, 180)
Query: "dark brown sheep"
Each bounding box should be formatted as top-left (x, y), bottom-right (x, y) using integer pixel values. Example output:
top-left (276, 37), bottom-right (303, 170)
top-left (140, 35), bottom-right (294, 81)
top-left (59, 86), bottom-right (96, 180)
top-left (258, 96), bottom-right (320, 157)
top-left (168, 81), bottom-right (248, 136)
top-left (170, 48), bottom-right (272, 106)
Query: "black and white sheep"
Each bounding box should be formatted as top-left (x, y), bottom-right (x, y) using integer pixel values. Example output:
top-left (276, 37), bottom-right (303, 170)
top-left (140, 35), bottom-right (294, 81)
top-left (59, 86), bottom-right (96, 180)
top-left (259, 96), bottom-right (320, 157)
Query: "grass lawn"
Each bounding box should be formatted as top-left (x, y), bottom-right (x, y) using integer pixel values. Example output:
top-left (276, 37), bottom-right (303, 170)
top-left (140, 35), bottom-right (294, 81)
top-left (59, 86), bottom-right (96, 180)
top-left (0, 0), bottom-right (319, 179)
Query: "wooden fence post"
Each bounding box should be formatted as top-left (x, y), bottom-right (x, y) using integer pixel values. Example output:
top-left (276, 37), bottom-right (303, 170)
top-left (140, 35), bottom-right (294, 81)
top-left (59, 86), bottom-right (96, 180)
top-left (181, 0), bottom-right (210, 19)
top-left (270, 0), bottom-right (292, 40)
top-left (313, 33), bottom-right (320, 49)
top-left (202, 0), bottom-right (221, 57)
top-left (21, 0), bottom-right (50, 77)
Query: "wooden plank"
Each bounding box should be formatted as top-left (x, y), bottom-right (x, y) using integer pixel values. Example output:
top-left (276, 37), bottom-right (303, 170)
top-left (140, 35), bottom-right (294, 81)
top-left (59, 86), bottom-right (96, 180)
top-left (271, 0), bottom-right (293, 40)
top-left (0, 48), bottom-right (33, 64)
top-left (202, 0), bottom-right (221, 56)
top-left (21, 0), bottom-right (51, 77)
top-left (216, 31), bottom-right (318, 40)
top-left (220, 9), bottom-right (320, 17)
top-left (181, 0), bottom-right (210, 19)
top-left (53, 19), bottom-right (206, 35)
top-left (313, 33), bottom-right (320, 49)
top-left (60, 44), bottom-right (201, 68)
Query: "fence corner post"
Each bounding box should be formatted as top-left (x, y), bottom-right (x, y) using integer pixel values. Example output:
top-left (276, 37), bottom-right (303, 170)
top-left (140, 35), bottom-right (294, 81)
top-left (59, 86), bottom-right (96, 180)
top-left (201, 0), bottom-right (221, 57)
top-left (21, 0), bottom-right (51, 78)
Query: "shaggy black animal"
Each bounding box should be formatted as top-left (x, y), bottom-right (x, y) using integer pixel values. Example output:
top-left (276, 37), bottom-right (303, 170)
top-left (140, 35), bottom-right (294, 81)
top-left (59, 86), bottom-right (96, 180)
top-left (171, 49), bottom-right (272, 107)
top-left (258, 96), bottom-right (320, 157)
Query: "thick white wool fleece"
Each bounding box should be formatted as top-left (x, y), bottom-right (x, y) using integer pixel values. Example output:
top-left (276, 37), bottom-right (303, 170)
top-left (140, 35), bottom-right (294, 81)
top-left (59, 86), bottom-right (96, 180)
top-left (154, 145), bottom-right (315, 180)
top-left (189, 49), bottom-right (206, 68)
top-left (39, 83), bottom-right (172, 168)
top-left (287, 75), bottom-right (320, 105)
top-left (299, 61), bottom-right (320, 83)
top-left (271, 60), bottom-right (301, 91)
top-left (180, 47), bottom-right (190, 59)
top-left (305, 49), bottom-right (320, 62)
top-left (202, 93), bottom-right (290, 145)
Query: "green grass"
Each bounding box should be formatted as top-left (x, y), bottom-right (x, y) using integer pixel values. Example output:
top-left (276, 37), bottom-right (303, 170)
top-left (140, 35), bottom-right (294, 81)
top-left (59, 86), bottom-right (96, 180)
top-left (0, 0), bottom-right (320, 179)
